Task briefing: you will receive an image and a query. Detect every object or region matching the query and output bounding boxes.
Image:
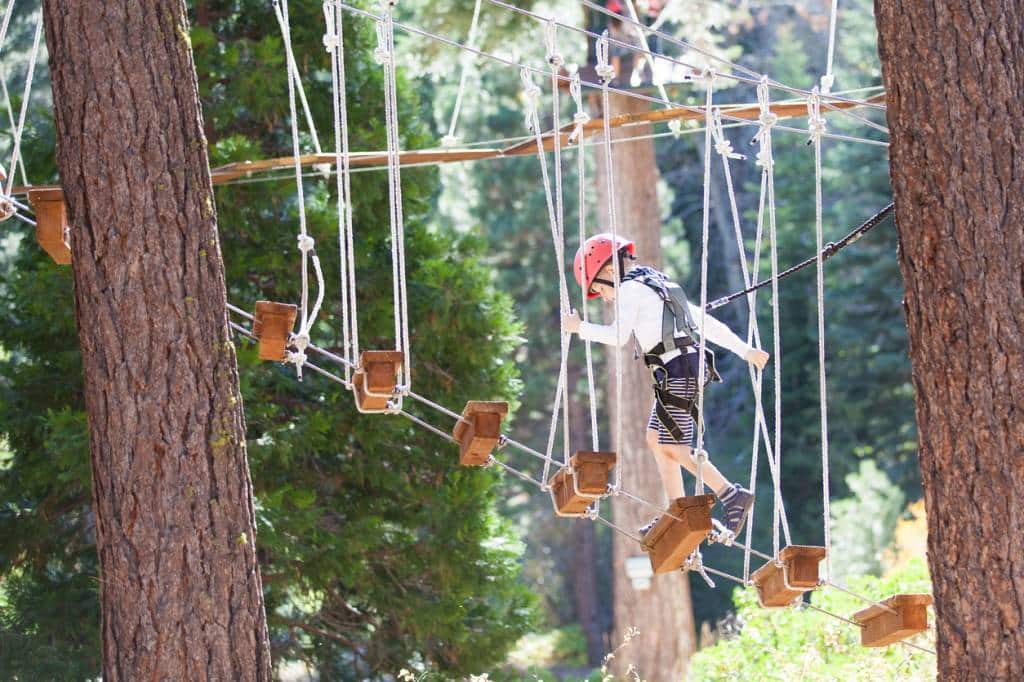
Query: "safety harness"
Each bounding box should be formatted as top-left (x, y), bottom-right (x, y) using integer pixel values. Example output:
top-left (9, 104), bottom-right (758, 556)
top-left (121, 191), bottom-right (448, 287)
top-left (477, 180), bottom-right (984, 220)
top-left (624, 267), bottom-right (722, 441)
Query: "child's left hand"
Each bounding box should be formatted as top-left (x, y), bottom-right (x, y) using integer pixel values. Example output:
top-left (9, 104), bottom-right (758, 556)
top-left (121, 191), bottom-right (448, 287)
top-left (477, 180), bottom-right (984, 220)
top-left (745, 348), bottom-right (769, 370)
top-left (562, 310), bottom-right (582, 334)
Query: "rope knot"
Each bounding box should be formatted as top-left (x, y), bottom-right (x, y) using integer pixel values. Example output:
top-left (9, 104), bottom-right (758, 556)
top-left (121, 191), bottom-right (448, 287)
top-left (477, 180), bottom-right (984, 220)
top-left (806, 87), bottom-right (827, 144)
top-left (286, 333), bottom-right (310, 379)
top-left (758, 111), bottom-right (778, 130)
top-left (322, 31), bottom-right (340, 52)
top-left (544, 19), bottom-right (564, 68)
top-left (710, 108), bottom-right (745, 160)
top-left (701, 66), bottom-right (716, 85)
top-left (520, 68), bottom-right (541, 131)
top-left (440, 134), bottom-right (458, 148)
top-left (819, 73), bottom-right (835, 94)
top-left (595, 30), bottom-right (615, 84)
top-left (374, 22), bottom-right (391, 65)
top-left (667, 118), bottom-right (683, 138)
top-left (297, 234), bottom-right (316, 253)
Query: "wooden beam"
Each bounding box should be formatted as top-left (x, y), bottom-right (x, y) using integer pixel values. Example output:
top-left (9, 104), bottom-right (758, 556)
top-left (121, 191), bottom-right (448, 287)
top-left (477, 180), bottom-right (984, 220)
top-left (10, 93), bottom-right (884, 197)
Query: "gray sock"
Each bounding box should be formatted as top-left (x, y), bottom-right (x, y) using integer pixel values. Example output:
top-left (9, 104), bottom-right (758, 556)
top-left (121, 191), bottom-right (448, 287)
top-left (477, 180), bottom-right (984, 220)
top-left (717, 484), bottom-right (738, 503)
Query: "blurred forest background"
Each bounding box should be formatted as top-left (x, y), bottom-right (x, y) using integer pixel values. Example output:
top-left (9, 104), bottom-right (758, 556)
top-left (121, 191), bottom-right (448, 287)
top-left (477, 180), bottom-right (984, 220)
top-left (0, 0), bottom-right (931, 679)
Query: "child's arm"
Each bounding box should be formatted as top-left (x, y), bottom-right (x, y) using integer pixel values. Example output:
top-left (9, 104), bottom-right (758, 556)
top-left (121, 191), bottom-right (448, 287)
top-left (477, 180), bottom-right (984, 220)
top-left (563, 289), bottom-right (640, 347)
top-left (687, 302), bottom-right (769, 369)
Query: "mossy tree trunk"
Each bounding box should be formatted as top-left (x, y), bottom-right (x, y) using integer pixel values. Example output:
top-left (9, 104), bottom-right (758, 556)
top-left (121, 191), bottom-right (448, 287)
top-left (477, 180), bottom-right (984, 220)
top-left (874, 1), bottom-right (1024, 677)
top-left (41, 1), bottom-right (273, 679)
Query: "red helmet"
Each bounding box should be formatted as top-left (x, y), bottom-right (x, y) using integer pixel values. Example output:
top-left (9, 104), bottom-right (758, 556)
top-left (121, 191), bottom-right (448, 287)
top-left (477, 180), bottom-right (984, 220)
top-left (607, 0), bottom-right (624, 14)
top-left (573, 233), bottom-right (636, 298)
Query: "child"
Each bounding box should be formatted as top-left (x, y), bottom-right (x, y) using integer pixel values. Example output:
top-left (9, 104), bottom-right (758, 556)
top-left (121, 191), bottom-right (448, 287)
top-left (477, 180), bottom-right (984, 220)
top-left (563, 233), bottom-right (769, 537)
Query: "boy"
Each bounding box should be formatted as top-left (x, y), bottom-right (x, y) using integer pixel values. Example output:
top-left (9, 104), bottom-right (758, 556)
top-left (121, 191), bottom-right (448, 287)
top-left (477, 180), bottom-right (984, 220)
top-left (563, 233), bottom-right (769, 537)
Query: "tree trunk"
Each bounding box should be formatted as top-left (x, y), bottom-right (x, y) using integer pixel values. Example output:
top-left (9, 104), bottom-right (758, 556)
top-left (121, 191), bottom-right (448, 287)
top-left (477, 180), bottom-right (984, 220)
top-left (42, 2), bottom-right (273, 680)
top-left (592, 92), bottom-right (698, 681)
top-left (874, 2), bottom-right (1024, 677)
top-left (568, 363), bottom-right (607, 666)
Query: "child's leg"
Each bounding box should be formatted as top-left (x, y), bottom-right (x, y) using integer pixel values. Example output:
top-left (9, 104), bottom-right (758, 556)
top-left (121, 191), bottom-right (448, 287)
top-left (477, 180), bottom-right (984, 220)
top-left (658, 443), bottom-right (731, 496)
top-left (646, 428), bottom-right (686, 501)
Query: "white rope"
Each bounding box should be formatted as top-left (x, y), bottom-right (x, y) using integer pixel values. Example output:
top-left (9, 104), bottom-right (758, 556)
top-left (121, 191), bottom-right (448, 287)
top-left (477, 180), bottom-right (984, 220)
top-left (693, 67), bottom-right (715, 495)
top-left (334, 2), bottom-right (889, 147)
top-left (571, 72), bottom-right (600, 451)
top-left (276, 0), bottom-right (322, 380)
top-left (712, 106), bottom-right (792, 578)
top-left (755, 76), bottom-right (785, 561)
top-left (621, 0), bottom-right (681, 136)
top-left (323, 0), bottom-right (360, 380)
top-left (0, 66), bottom-right (28, 187)
top-left (822, 0), bottom-right (840, 94)
top-left (596, 32), bottom-right (624, 491)
top-left (808, 88), bottom-right (832, 581)
top-left (546, 21), bottom-right (571, 468)
top-left (442, 0), bottom-right (484, 148)
top-left (376, 1), bottom-right (412, 392)
top-left (521, 66), bottom-right (571, 482)
top-left (273, 1), bottom-right (323, 157)
top-left (5, 11), bottom-right (41, 197)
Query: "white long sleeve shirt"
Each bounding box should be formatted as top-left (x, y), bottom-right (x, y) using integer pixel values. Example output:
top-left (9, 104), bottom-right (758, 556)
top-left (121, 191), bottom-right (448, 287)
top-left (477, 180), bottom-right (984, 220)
top-left (577, 279), bottom-right (752, 363)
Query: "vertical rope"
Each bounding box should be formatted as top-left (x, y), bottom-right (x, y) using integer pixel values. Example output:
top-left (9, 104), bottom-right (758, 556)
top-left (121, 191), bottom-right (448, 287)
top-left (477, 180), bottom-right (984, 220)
top-left (324, 0), bottom-right (359, 381)
top-left (808, 88), bottom-right (833, 580)
top-left (4, 11), bottom-right (41, 197)
top-left (376, 1), bottom-right (411, 391)
top-left (545, 21), bottom-right (571, 467)
top-left (693, 68), bottom-right (716, 496)
top-left (274, 1), bottom-right (323, 155)
top-left (754, 77), bottom-right (784, 560)
top-left (520, 67), bottom-right (571, 483)
top-left (822, 0), bottom-right (840, 94)
top-left (275, 0), bottom-right (322, 380)
top-left (570, 73), bottom-right (600, 452)
top-left (596, 33), bottom-right (624, 489)
top-left (442, 0), bottom-right (483, 147)
top-left (0, 66), bottom-right (28, 187)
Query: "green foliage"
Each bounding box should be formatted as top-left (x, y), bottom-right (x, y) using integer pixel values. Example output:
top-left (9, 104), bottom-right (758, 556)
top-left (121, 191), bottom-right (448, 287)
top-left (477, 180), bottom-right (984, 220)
top-left (0, 0), bottom-right (536, 678)
top-left (830, 460), bottom-right (905, 581)
top-left (688, 559), bottom-right (935, 681)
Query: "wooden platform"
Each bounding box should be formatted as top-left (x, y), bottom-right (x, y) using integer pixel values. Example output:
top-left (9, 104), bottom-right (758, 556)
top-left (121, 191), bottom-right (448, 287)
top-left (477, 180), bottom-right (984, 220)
top-left (547, 451), bottom-right (616, 516)
top-left (353, 350), bottom-right (403, 413)
top-left (640, 495), bottom-right (715, 574)
top-left (28, 188), bottom-right (71, 265)
top-left (750, 545), bottom-right (826, 607)
top-left (854, 594), bottom-right (933, 647)
top-left (452, 401), bottom-right (509, 466)
top-left (252, 301), bottom-right (297, 361)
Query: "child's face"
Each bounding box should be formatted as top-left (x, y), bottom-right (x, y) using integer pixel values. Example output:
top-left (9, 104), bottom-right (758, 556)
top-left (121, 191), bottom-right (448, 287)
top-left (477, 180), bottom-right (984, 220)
top-left (591, 264), bottom-right (618, 303)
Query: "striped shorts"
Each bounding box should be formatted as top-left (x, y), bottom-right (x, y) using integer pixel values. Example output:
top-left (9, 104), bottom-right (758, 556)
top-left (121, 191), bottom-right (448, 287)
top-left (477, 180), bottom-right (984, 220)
top-left (647, 374), bottom-right (699, 445)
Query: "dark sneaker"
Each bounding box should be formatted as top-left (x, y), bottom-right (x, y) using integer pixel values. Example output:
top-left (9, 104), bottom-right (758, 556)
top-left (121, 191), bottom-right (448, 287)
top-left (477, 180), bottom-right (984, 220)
top-left (721, 487), bottom-right (754, 536)
top-left (638, 515), bottom-right (661, 537)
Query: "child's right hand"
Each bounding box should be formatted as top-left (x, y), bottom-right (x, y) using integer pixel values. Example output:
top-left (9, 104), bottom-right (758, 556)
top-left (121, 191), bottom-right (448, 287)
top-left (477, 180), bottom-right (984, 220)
top-left (562, 310), bottom-right (582, 334)
top-left (745, 348), bottom-right (769, 370)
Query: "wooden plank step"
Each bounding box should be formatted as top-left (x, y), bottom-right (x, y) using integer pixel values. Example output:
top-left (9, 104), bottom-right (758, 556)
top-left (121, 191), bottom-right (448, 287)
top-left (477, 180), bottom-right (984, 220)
top-left (641, 495), bottom-right (715, 574)
top-left (854, 594), bottom-right (933, 647)
top-left (453, 400), bottom-right (509, 466)
top-left (547, 451), bottom-right (616, 516)
top-left (252, 301), bottom-right (297, 361)
top-left (28, 188), bottom-right (71, 265)
top-left (353, 350), bottom-right (403, 413)
top-left (750, 545), bottom-right (827, 607)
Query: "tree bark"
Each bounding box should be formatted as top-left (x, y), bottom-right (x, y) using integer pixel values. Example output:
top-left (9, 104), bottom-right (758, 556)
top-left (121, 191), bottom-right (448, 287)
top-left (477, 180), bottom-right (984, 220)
top-left (42, 2), bottom-right (273, 679)
top-left (592, 92), bottom-right (698, 681)
top-left (874, 2), bottom-right (1024, 677)
top-left (568, 362), bottom-right (607, 666)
